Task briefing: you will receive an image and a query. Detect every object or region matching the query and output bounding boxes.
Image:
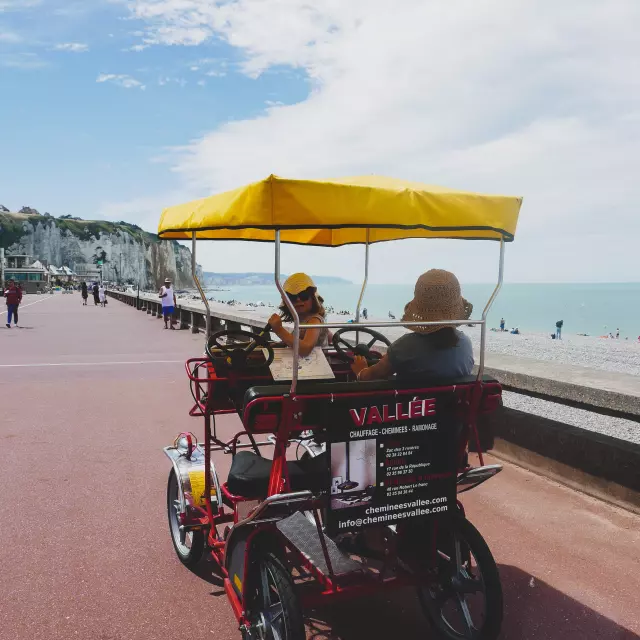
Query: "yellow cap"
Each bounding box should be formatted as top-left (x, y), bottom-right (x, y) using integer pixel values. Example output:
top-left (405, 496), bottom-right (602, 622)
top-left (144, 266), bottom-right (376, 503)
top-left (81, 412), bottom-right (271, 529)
top-left (283, 272), bottom-right (316, 295)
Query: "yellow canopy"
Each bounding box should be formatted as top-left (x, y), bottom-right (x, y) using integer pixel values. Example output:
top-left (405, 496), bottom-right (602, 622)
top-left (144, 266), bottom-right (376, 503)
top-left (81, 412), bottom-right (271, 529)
top-left (158, 175), bottom-right (522, 245)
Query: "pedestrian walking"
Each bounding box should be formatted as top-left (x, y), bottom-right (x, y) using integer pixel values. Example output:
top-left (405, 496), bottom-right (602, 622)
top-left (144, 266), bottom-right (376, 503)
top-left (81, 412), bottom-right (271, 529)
top-left (159, 277), bottom-right (177, 329)
top-left (616, 328), bottom-right (620, 339)
top-left (81, 281), bottom-right (88, 306)
top-left (362, 308), bottom-right (368, 320)
top-left (4, 278), bottom-right (22, 328)
top-left (555, 319), bottom-right (563, 339)
top-left (92, 283), bottom-right (100, 306)
top-left (500, 317), bottom-right (505, 331)
top-left (99, 284), bottom-right (106, 308)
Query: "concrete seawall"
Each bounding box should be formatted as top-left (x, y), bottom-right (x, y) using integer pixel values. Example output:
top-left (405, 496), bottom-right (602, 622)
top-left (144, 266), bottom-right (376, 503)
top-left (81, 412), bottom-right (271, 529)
top-left (108, 288), bottom-right (640, 513)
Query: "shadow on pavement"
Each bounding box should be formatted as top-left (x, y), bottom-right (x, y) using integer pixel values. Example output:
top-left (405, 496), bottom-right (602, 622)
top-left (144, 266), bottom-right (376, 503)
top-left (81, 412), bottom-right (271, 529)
top-left (303, 564), bottom-right (639, 640)
top-left (499, 565), bottom-right (639, 640)
top-left (193, 556), bottom-right (226, 592)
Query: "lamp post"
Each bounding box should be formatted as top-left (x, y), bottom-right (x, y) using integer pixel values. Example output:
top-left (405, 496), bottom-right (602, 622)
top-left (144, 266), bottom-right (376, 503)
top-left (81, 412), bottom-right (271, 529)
top-left (136, 252), bottom-right (141, 310)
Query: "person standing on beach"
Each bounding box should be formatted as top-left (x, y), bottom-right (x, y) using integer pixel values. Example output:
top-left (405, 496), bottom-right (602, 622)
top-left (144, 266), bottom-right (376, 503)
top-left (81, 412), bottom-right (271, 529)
top-left (556, 319), bottom-right (563, 339)
top-left (159, 277), bottom-right (177, 329)
top-left (4, 278), bottom-right (22, 328)
top-left (500, 318), bottom-right (505, 331)
top-left (81, 281), bottom-right (88, 306)
top-left (362, 308), bottom-right (368, 320)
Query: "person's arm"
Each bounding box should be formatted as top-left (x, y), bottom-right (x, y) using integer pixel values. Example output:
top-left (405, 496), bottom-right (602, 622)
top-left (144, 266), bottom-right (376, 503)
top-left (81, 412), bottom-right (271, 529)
top-left (351, 354), bottom-right (394, 381)
top-left (173, 292), bottom-right (177, 306)
top-left (268, 314), bottom-right (321, 357)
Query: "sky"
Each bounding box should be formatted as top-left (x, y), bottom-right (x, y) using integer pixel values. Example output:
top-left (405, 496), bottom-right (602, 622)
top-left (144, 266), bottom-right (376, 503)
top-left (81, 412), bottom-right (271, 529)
top-left (1, 0), bottom-right (638, 285)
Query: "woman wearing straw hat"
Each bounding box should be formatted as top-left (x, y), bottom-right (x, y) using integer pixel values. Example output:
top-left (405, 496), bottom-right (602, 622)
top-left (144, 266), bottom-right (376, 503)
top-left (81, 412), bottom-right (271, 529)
top-left (268, 272), bottom-right (330, 357)
top-left (351, 270), bottom-right (474, 381)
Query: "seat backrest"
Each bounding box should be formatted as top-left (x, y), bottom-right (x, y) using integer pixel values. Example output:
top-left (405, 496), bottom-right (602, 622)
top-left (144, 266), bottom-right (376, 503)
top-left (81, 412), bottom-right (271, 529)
top-left (241, 375), bottom-right (501, 434)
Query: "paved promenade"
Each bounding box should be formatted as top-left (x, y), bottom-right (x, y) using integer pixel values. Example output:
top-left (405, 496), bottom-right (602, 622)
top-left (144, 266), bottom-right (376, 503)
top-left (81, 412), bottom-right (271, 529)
top-left (1, 293), bottom-right (638, 640)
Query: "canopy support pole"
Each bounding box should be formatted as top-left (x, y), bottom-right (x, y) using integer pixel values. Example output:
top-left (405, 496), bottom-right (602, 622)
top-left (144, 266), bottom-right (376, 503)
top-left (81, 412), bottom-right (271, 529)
top-left (354, 229), bottom-right (370, 344)
top-left (192, 231), bottom-right (211, 338)
top-left (477, 237), bottom-right (505, 380)
top-left (275, 231), bottom-right (300, 395)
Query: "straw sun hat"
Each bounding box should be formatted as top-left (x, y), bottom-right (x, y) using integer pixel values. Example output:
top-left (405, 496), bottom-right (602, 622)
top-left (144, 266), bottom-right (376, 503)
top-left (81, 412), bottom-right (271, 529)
top-left (283, 273), bottom-right (316, 295)
top-left (402, 269), bottom-right (473, 334)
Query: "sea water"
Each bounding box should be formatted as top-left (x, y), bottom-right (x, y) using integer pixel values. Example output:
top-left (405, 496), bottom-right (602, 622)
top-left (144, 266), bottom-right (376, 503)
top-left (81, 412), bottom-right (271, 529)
top-left (204, 282), bottom-right (640, 339)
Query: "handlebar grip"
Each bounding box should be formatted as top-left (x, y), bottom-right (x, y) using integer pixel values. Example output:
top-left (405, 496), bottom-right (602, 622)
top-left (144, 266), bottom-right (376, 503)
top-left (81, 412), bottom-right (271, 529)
top-left (260, 322), bottom-right (272, 336)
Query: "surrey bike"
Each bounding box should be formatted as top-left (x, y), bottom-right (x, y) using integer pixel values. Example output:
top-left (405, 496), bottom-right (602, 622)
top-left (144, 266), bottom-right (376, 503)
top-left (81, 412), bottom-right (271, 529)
top-left (158, 175), bottom-right (522, 639)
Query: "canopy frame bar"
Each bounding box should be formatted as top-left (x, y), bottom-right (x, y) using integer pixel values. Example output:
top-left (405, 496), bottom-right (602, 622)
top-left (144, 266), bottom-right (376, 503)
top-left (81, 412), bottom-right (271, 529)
top-left (354, 229), bottom-right (370, 345)
top-left (189, 227), bottom-right (507, 393)
top-left (275, 230), bottom-right (302, 394)
top-left (192, 231), bottom-right (211, 338)
top-left (478, 237), bottom-right (505, 380)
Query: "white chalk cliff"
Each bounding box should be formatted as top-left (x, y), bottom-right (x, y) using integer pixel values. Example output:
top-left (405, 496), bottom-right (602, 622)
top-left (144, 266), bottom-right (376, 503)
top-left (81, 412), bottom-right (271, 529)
top-left (0, 212), bottom-right (200, 288)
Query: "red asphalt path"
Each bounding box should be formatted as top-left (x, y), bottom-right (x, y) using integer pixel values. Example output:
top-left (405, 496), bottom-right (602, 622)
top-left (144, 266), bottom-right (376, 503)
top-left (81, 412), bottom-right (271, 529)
top-left (1, 293), bottom-right (639, 640)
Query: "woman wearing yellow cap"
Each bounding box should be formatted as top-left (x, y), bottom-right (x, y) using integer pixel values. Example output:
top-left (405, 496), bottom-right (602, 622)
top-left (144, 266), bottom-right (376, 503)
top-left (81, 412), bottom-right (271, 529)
top-left (268, 273), bottom-right (329, 357)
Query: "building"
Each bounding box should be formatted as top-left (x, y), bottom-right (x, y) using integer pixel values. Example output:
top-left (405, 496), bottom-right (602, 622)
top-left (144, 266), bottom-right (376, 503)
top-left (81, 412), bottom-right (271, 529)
top-left (58, 266), bottom-right (77, 283)
top-left (2, 254), bottom-right (48, 293)
top-left (73, 263), bottom-right (101, 283)
top-left (46, 265), bottom-right (77, 286)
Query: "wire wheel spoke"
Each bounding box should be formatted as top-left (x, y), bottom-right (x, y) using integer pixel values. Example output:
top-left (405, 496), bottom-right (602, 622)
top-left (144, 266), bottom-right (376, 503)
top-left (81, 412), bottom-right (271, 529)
top-left (456, 595), bottom-right (475, 636)
top-left (259, 566), bottom-right (271, 609)
top-left (417, 519), bottom-right (500, 640)
top-left (268, 601), bottom-right (284, 623)
top-left (252, 564), bottom-right (289, 640)
top-left (457, 569), bottom-right (483, 595)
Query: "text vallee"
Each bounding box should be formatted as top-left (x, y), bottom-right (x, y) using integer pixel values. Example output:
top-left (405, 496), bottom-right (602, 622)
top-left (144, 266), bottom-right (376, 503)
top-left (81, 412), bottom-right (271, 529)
top-left (349, 398), bottom-right (436, 427)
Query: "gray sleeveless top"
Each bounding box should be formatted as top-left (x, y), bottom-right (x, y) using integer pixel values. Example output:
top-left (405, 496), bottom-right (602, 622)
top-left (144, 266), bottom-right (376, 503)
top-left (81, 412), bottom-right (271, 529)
top-left (300, 314), bottom-right (329, 348)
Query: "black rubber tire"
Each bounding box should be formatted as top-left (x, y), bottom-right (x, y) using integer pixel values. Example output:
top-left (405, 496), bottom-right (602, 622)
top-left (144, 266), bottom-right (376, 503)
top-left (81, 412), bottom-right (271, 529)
top-left (417, 517), bottom-right (503, 640)
top-left (243, 551), bottom-right (305, 640)
top-left (167, 469), bottom-right (205, 568)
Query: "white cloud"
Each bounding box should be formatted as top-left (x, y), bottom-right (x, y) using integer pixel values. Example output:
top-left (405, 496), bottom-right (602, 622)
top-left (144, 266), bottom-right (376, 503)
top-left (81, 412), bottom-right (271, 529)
top-left (96, 73), bottom-right (146, 90)
top-left (98, 190), bottom-right (195, 238)
top-left (0, 51), bottom-right (47, 69)
top-left (0, 0), bottom-right (41, 10)
top-left (119, 0), bottom-right (640, 283)
top-left (0, 31), bottom-right (22, 43)
top-left (157, 75), bottom-right (187, 87)
top-left (54, 42), bottom-right (89, 53)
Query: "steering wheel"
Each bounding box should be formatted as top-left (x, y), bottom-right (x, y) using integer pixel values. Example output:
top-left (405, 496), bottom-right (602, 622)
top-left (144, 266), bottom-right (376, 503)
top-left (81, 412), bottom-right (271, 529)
top-left (206, 324), bottom-right (275, 370)
top-left (332, 327), bottom-right (392, 364)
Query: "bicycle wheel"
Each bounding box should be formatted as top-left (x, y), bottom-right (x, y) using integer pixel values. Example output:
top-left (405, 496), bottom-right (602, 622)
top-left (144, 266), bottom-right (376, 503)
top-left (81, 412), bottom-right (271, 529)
top-left (242, 551), bottom-right (305, 640)
top-left (417, 517), bottom-right (503, 640)
top-left (167, 469), bottom-right (205, 567)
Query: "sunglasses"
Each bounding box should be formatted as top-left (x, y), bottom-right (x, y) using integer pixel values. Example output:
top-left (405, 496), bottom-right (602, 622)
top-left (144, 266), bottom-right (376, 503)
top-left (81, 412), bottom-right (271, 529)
top-left (286, 289), bottom-right (312, 303)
